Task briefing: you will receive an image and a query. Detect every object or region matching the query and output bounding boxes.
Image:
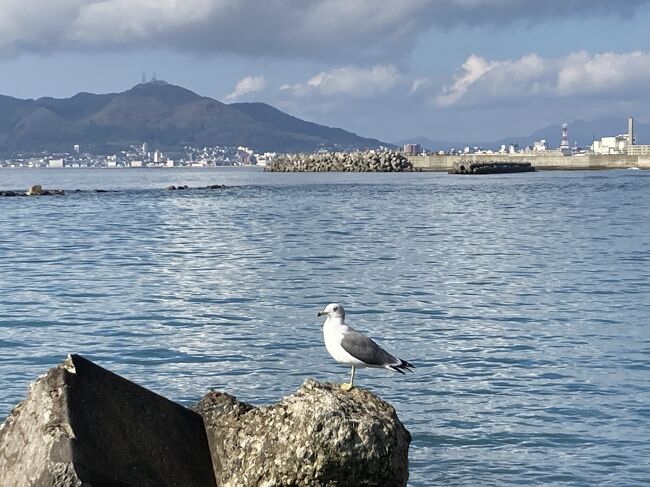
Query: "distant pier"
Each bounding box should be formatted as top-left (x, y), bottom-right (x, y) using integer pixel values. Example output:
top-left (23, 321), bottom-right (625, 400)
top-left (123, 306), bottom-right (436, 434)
top-left (408, 153), bottom-right (649, 171)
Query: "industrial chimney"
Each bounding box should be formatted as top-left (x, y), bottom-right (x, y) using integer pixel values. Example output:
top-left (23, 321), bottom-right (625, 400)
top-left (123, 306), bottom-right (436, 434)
top-left (628, 116), bottom-right (635, 145)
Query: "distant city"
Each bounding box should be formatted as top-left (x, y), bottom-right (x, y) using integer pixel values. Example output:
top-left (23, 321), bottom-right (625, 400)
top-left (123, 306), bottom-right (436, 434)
top-left (403, 116), bottom-right (649, 158)
top-left (1, 116), bottom-right (647, 169)
top-left (0, 143), bottom-right (276, 169)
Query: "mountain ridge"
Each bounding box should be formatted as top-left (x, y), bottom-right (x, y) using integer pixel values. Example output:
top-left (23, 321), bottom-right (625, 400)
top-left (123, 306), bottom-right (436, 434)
top-left (0, 82), bottom-right (387, 154)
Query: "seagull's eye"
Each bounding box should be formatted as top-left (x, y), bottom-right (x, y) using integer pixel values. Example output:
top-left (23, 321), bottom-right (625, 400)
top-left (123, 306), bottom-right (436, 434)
top-left (333, 306), bottom-right (338, 311)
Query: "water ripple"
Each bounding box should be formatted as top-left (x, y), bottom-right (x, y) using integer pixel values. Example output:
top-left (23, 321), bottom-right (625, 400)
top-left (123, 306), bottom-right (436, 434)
top-left (1, 168), bottom-right (649, 486)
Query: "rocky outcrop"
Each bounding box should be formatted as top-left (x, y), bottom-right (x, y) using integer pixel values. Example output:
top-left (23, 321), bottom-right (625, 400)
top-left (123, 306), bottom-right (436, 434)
top-left (196, 379), bottom-right (411, 487)
top-left (264, 151), bottom-right (415, 172)
top-left (450, 160), bottom-right (536, 174)
top-left (166, 184), bottom-right (226, 190)
top-left (1, 358), bottom-right (411, 487)
top-left (26, 185), bottom-right (65, 196)
top-left (0, 185), bottom-right (226, 196)
top-left (0, 355), bottom-right (216, 487)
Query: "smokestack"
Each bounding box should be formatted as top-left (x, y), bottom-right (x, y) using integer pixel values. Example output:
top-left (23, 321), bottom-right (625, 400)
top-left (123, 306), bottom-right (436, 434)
top-left (628, 116), bottom-right (634, 145)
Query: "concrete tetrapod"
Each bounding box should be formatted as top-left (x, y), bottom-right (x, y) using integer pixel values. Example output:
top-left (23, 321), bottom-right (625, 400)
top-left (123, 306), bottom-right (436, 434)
top-left (0, 355), bottom-right (217, 487)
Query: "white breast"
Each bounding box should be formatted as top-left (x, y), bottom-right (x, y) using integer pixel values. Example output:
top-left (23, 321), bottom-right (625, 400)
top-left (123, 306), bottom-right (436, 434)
top-left (323, 319), bottom-right (366, 367)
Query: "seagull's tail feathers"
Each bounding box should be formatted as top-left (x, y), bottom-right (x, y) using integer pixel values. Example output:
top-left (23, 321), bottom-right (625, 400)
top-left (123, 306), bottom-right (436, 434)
top-left (387, 358), bottom-right (415, 374)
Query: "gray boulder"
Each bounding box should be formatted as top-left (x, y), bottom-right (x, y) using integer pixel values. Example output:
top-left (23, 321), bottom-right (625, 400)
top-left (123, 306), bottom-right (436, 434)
top-left (25, 185), bottom-right (65, 196)
top-left (0, 354), bottom-right (216, 487)
top-left (26, 184), bottom-right (44, 196)
top-left (196, 379), bottom-right (410, 487)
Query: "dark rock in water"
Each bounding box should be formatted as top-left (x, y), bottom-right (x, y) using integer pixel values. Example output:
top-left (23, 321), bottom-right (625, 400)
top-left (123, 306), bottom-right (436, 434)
top-left (25, 185), bottom-right (65, 196)
top-left (196, 379), bottom-right (411, 487)
top-left (450, 161), bottom-right (536, 174)
top-left (0, 191), bottom-right (18, 197)
top-left (0, 354), bottom-right (217, 487)
top-left (168, 184), bottom-right (224, 191)
top-left (26, 184), bottom-right (44, 196)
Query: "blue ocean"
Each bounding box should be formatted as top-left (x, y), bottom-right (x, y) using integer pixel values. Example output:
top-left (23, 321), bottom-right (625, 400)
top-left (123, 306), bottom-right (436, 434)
top-left (1, 167), bottom-right (649, 486)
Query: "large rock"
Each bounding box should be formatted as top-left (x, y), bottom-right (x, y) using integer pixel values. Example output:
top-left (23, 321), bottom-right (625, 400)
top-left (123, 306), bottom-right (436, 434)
top-left (0, 354), bottom-right (217, 487)
top-left (196, 379), bottom-right (410, 487)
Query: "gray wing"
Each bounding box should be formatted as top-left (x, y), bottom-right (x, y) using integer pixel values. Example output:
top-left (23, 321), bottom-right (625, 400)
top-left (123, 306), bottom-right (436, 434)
top-left (340, 330), bottom-right (397, 366)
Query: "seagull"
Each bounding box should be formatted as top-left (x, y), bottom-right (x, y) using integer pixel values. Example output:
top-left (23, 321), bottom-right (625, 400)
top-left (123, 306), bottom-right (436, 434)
top-left (317, 303), bottom-right (414, 391)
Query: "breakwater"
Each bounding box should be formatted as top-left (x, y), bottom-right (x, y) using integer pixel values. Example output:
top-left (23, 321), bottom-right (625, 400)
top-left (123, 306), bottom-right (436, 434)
top-left (408, 153), bottom-right (650, 171)
top-left (264, 151), bottom-right (414, 172)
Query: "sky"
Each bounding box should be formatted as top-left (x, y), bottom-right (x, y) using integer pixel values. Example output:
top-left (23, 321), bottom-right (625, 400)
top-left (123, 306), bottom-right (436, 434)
top-left (1, 0), bottom-right (650, 143)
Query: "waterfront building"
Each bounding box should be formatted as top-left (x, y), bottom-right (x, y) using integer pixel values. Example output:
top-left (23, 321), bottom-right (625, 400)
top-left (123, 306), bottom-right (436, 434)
top-left (627, 145), bottom-right (650, 156)
top-left (255, 152), bottom-right (276, 167)
top-left (237, 146), bottom-right (256, 165)
top-left (403, 143), bottom-right (422, 155)
top-left (48, 158), bottom-right (65, 168)
top-left (533, 139), bottom-right (548, 152)
top-left (592, 135), bottom-right (629, 155)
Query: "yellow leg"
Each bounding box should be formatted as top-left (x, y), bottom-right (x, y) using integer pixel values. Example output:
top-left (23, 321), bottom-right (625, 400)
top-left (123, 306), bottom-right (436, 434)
top-left (340, 365), bottom-right (355, 391)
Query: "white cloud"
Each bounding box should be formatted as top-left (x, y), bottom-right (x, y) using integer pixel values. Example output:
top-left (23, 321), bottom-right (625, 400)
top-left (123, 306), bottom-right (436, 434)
top-left (224, 75), bottom-right (266, 101)
top-left (280, 65), bottom-right (400, 98)
top-left (0, 0), bottom-right (648, 59)
top-left (435, 50), bottom-right (650, 106)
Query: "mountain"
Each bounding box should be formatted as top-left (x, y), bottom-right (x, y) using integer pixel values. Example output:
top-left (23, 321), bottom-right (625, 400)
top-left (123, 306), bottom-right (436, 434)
top-left (0, 82), bottom-right (387, 154)
top-left (396, 117), bottom-right (649, 152)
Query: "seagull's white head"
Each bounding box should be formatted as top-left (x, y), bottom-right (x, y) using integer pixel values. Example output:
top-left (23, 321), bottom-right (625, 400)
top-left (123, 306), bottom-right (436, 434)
top-left (317, 303), bottom-right (345, 320)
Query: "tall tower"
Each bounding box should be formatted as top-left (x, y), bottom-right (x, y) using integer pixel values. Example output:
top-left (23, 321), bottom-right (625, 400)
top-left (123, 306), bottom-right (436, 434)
top-left (560, 122), bottom-right (570, 151)
top-left (628, 116), bottom-right (635, 145)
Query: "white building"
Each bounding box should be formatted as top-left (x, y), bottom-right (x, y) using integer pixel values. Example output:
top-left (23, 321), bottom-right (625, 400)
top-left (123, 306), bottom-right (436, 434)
top-left (533, 139), bottom-right (548, 152)
top-left (591, 135), bottom-right (629, 155)
top-left (254, 152), bottom-right (276, 167)
top-left (48, 158), bottom-right (65, 168)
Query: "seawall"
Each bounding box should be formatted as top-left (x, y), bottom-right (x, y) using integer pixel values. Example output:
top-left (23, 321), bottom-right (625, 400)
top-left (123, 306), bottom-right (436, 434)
top-left (408, 153), bottom-right (650, 171)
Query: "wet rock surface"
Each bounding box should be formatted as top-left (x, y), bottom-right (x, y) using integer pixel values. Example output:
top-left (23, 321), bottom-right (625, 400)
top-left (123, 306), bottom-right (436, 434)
top-left (196, 379), bottom-right (411, 487)
top-left (265, 151), bottom-right (415, 172)
top-left (0, 355), bottom-right (216, 487)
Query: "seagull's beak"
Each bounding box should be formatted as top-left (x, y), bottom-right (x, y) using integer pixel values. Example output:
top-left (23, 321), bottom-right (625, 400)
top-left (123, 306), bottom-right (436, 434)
top-left (317, 311), bottom-right (326, 317)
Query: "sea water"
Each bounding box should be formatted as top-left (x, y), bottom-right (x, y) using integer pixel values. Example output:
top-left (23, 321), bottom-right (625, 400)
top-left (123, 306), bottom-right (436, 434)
top-left (1, 167), bottom-right (649, 486)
